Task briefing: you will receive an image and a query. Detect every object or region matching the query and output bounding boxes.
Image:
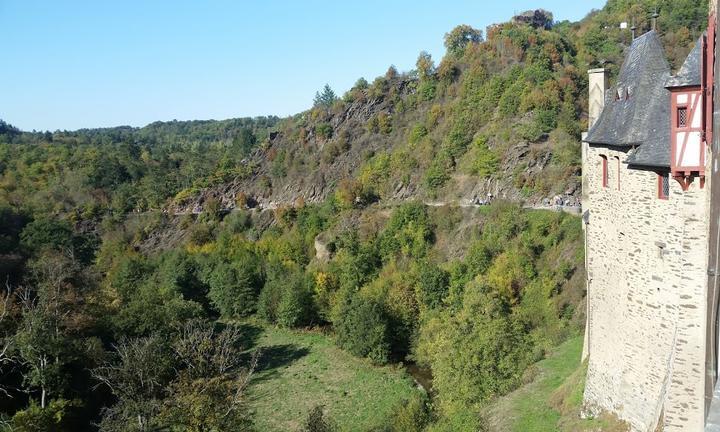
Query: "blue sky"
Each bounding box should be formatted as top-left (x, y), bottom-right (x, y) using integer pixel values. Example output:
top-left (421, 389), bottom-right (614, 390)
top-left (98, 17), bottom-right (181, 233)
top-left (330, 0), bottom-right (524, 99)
top-left (0, 0), bottom-right (606, 131)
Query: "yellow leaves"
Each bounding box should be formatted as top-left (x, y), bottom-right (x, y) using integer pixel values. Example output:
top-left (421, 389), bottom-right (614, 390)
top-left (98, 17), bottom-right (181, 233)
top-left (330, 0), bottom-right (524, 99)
top-left (173, 188), bottom-right (195, 205)
top-left (185, 242), bottom-right (216, 255)
top-left (314, 271), bottom-right (330, 296)
top-left (484, 250), bottom-right (533, 304)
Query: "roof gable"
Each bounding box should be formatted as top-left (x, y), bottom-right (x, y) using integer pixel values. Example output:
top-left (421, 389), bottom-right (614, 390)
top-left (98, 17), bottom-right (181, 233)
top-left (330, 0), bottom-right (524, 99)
top-left (584, 31), bottom-right (671, 166)
top-left (666, 35), bottom-right (703, 88)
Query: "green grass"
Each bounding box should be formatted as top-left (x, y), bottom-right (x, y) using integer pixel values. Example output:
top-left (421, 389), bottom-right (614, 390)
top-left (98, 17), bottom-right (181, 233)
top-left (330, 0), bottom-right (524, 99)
top-left (484, 336), bottom-right (626, 432)
top-left (244, 323), bottom-right (421, 432)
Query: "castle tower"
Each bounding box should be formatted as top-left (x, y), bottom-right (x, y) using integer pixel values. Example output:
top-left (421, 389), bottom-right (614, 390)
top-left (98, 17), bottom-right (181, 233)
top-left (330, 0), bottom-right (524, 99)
top-left (581, 21), bottom-right (716, 431)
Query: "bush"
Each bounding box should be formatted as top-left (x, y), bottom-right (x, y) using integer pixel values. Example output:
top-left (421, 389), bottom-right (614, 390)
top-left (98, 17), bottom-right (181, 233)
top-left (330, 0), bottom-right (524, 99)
top-left (377, 113), bottom-right (393, 134)
top-left (189, 223), bottom-right (214, 245)
top-left (223, 210), bottom-right (252, 234)
top-left (302, 405), bottom-right (336, 432)
top-left (408, 124), bottom-right (427, 145)
top-left (334, 295), bottom-right (391, 364)
top-left (416, 288), bottom-right (532, 411)
top-left (418, 80), bottom-right (437, 101)
top-left (415, 261), bottom-right (450, 310)
top-left (471, 135), bottom-right (499, 178)
top-left (424, 156), bottom-right (451, 190)
top-left (315, 123), bottom-right (333, 140)
top-left (205, 258), bottom-right (263, 319)
top-left (379, 202), bottom-right (433, 260)
top-left (389, 394), bottom-right (432, 432)
top-left (11, 399), bottom-right (77, 432)
top-left (258, 262), bottom-right (314, 328)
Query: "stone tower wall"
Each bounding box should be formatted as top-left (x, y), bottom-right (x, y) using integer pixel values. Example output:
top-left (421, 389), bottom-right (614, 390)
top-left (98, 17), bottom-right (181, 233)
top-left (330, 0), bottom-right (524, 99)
top-left (582, 143), bottom-right (709, 431)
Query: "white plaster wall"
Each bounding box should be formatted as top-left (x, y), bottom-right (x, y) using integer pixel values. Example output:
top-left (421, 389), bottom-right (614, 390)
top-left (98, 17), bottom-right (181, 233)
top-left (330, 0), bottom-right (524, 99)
top-left (582, 144), bottom-right (708, 432)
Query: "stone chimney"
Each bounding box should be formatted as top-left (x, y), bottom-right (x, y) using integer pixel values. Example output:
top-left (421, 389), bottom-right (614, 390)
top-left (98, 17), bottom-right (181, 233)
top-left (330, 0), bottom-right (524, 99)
top-left (588, 68), bottom-right (609, 129)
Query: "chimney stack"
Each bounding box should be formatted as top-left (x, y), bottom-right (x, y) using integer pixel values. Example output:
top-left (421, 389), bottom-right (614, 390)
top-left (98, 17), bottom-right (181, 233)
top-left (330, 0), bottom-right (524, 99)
top-left (588, 68), bottom-right (609, 129)
top-left (631, 21), bottom-right (637, 40)
top-left (652, 9), bottom-right (659, 31)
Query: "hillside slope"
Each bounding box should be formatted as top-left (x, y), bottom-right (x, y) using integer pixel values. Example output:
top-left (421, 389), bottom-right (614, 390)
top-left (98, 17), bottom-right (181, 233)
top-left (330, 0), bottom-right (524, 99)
top-left (171, 0), bottom-right (707, 214)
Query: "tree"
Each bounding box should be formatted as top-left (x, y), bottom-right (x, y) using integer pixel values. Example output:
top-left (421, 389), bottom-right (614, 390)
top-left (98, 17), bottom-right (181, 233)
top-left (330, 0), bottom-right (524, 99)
top-left (416, 51), bottom-right (435, 81)
top-left (334, 295), bottom-right (391, 364)
top-left (92, 336), bottom-right (174, 432)
top-left (10, 399), bottom-right (75, 432)
top-left (160, 321), bottom-right (258, 432)
top-left (444, 25), bottom-right (483, 56)
top-left (414, 261), bottom-right (450, 310)
top-left (379, 202), bottom-right (434, 260)
top-left (232, 128), bottom-right (257, 155)
top-left (13, 251), bottom-right (92, 410)
top-left (258, 261), bottom-right (314, 328)
top-left (416, 288), bottom-right (532, 412)
top-left (0, 282), bottom-right (15, 399)
top-left (205, 254), bottom-right (262, 319)
top-left (314, 84), bottom-right (337, 108)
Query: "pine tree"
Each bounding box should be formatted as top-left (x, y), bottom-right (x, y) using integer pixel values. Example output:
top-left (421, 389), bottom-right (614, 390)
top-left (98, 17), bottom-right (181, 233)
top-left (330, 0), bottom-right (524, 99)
top-left (313, 84), bottom-right (337, 108)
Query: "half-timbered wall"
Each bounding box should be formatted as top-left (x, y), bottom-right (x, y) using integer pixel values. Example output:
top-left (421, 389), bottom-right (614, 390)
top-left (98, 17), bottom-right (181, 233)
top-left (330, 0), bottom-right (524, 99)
top-left (671, 89), bottom-right (706, 175)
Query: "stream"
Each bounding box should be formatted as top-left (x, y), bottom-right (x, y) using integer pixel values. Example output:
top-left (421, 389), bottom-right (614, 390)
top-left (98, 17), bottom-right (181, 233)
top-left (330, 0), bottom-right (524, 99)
top-left (404, 363), bottom-right (434, 395)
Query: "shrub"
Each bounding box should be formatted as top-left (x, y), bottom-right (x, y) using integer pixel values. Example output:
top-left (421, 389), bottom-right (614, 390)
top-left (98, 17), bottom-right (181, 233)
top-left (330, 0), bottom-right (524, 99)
top-left (223, 210), bottom-right (252, 234)
top-left (377, 113), bottom-right (393, 134)
top-left (418, 80), bottom-right (437, 101)
top-left (408, 124), bottom-right (427, 145)
top-left (472, 135), bottom-right (499, 178)
top-left (424, 156), bottom-right (451, 190)
top-left (334, 295), bottom-right (391, 364)
top-left (302, 405), bottom-right (336, 432)
top-left (389, 394), bottom-right (432, 432)
top-left (205, 255), bottom-right (263, 319)
top-left (379, 202), bottom-right (433, 260)
top-left (315, 123), bottom-right (333, 140)
top-left (10, 399), bottom-right (77, 432)
top-left (415, 261), bottom-right (450, 310)
top-left (258, 262), bottom-right (314, 328)
top-left (189, 223), bottom-right (214, 245)
top-left (417, 288), bottom-right (533, 411)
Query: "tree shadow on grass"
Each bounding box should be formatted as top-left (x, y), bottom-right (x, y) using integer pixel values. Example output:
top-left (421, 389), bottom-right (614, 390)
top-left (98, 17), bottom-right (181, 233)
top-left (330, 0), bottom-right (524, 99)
top-left (218, 321), bottom-right (264, 350)
top-left (251, 344), bottom-right (311, 384)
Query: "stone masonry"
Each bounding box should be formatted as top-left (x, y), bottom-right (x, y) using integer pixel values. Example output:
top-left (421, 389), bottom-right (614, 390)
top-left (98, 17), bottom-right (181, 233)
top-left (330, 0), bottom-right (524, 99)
top-left (582, 142), bottom-right (709, 431)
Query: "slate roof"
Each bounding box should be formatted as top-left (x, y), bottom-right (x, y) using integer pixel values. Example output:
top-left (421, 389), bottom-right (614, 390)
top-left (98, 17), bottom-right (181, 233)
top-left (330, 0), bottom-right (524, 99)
top-left (584, 31), bottom-right (672, 167)
top-left (666, 35), bottom-right (703, 88)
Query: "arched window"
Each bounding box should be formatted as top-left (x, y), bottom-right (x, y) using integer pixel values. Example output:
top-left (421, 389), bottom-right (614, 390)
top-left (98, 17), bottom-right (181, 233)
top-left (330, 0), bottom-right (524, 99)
top-left (600, 155), bottom-right (608, 188)
top-left (615, 157), bottom-right (621, 190)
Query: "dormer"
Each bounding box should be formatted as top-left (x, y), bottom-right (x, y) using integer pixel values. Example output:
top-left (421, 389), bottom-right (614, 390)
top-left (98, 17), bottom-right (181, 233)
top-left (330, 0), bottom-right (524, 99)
top-left (665, 35), bottom-right (709, 190)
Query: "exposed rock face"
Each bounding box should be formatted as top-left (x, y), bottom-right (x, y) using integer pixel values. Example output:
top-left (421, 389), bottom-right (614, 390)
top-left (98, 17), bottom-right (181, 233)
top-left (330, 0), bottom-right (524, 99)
top-left (512, 9), bottom-right (554, 30)
top-left (172, 76), bottom-right (579, 216)
top-left (314, 234), bottom-right (334, 263)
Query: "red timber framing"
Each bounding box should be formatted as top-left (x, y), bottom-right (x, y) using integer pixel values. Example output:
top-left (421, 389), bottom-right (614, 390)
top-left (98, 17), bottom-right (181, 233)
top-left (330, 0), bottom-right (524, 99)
top-left (703, 16), bottom-right (716, 190)
top-left (670, 26), bottom-right (715, 191)
top-left (670, 88), bottom-right (705, 190)
top-left (705, 17), bottom-right (715, 150)
top-left (706, 2), bottom-right (719, 416)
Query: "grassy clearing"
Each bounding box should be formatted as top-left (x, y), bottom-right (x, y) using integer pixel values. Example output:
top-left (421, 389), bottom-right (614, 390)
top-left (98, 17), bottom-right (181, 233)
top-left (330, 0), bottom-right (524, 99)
top-left (243, 323), bottom-right (421, 432)
top-left (484, 336), bottom-right (627, 432)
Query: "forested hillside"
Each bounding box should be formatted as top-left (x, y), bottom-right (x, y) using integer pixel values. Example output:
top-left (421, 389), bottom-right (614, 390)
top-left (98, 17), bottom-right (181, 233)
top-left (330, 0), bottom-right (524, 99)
top-left (0, 1), bottom-right (709, 431)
